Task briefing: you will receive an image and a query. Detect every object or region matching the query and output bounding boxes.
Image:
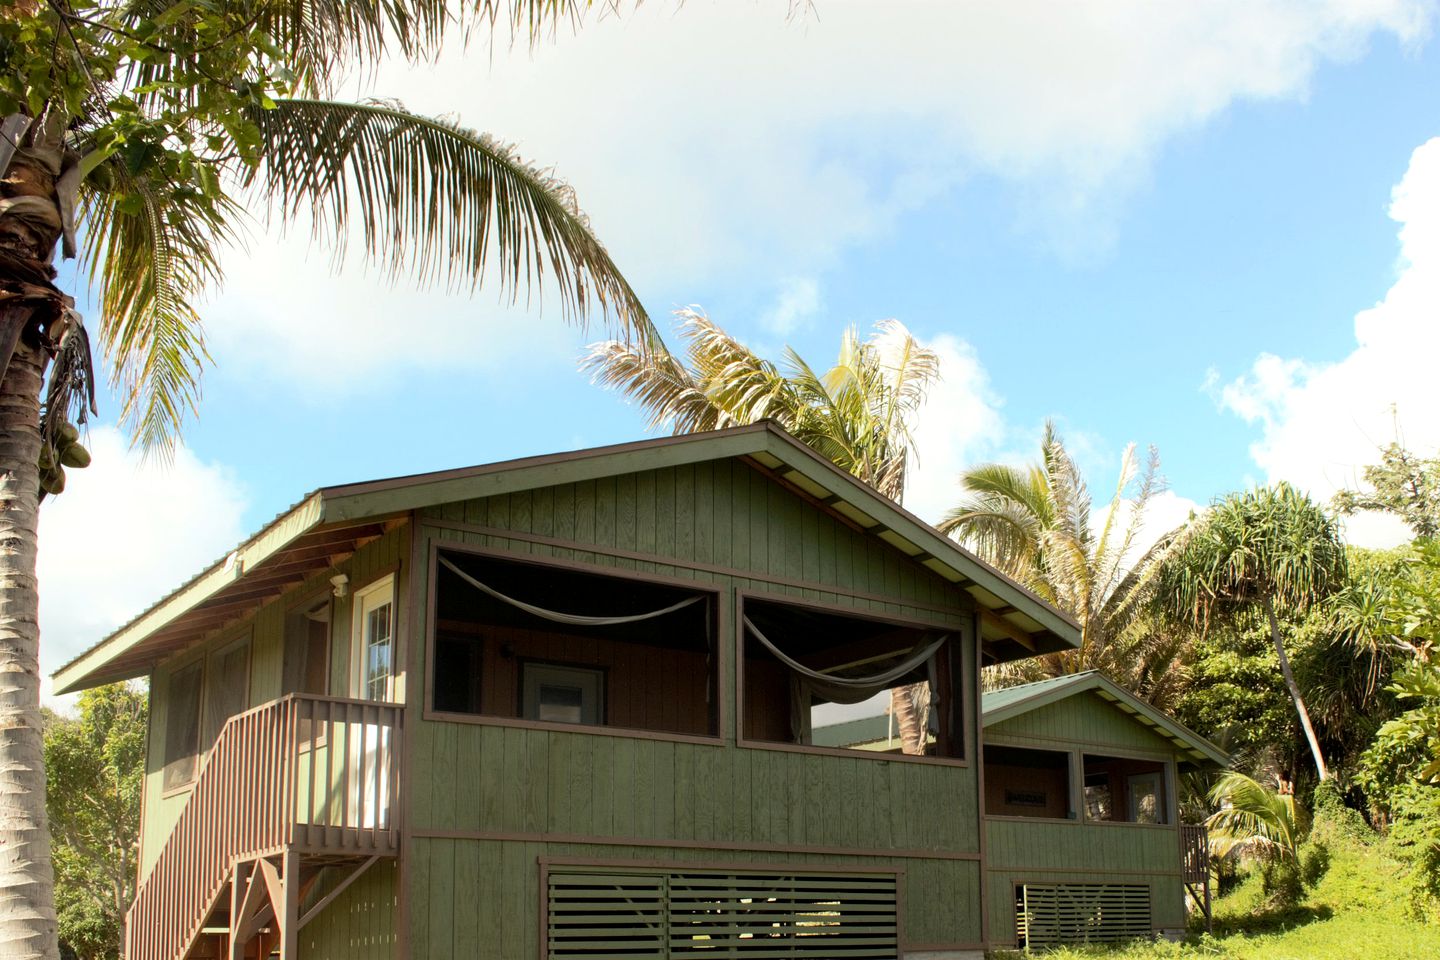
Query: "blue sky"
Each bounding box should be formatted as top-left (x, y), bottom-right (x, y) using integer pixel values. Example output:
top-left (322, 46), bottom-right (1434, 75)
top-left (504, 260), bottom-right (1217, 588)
top-left (39, 1), bottom-right (1440, 691)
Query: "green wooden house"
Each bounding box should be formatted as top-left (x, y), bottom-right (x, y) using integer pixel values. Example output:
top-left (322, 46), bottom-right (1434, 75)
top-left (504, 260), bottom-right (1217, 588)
top-left (819, 672), bottom-right (1228, 948)
top-left (53, 422), bottom-right (1081, 960)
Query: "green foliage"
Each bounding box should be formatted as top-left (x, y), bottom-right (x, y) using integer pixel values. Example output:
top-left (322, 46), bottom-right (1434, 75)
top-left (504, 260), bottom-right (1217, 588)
top-left (1333, 442), bottom-right (1440, 539)
top-left (1158, 483), bottom-right (1348, 628)
top-left (43, 683), bottom-right (147, 960)
top-left (1207, 771), bottom-right (1309, 870)
top-left (987, 803), bottom-right (1440, 959)
top-left (1175, 622), bottom-right (1294, 771)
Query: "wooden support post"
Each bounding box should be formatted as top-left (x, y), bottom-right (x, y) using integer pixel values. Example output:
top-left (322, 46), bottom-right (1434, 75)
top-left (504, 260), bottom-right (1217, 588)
top-left (280, 849), bottom-right (301, 960)
top-left (228, 861), bottom-right (249, 960)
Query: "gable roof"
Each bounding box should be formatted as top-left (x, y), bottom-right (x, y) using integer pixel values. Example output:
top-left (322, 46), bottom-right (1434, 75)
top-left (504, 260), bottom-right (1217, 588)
top-left (982, 671), bottom-right (1229, 767)
top-left (53, 421), bottom-right (1081, 695)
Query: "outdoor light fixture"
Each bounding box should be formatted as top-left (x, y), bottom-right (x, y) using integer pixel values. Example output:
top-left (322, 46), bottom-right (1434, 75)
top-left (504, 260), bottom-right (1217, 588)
top-left (330, 573), bottom-right (350, 598)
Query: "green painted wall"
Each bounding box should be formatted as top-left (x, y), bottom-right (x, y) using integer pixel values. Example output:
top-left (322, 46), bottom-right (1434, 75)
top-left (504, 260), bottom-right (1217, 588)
top-left (137, 526), bottom-right (409, 881)
top-left (298, 859), bottom-right (399, 960)
top-left (987, 693), bottom-right (1181, 755)
top-left (408, 457), bottom-right (986, 951)
top-left (983, 691), bottom-right (1190, 946)
top-left (412, 838), bottom-right (980, 959)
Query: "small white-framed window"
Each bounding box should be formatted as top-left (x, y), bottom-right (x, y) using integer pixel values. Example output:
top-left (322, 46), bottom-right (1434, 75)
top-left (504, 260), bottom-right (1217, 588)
top-left (351, 574), bottom-right (396, 702)
top-left (521, 663), bottom-right (604, 725)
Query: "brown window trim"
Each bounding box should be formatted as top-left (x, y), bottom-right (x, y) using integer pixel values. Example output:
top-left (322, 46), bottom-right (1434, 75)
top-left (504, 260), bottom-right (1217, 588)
top-left (423, 540), bottom-right (727, 740)
top-left (734, 589), bottom-right (974, 768)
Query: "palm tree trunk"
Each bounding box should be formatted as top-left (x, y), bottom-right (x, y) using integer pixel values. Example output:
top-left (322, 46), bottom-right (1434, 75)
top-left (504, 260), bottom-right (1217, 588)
top-left (1264, 595), bottom-right (1329, 782)
top-left (891, 684), bottom-right (926, 755)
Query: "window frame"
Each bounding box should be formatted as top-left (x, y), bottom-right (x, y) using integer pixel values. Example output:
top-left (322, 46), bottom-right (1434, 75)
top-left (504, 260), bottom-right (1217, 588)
top-left (422, 540), bottom-right (725, 747)
top-left (351, 572), bottom-right (397, 703)
top-left (735, 589), bottom-right (973, 767)
top-left (160, 657), bottom-right (205, 795)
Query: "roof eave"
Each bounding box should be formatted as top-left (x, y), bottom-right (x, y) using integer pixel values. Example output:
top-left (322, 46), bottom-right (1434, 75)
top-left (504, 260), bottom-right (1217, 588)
top-left (51, 493), bottom-right (326, 695)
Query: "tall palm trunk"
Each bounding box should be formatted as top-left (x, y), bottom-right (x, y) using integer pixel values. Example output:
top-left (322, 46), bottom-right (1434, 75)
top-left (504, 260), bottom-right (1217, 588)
top-left (890, 685), bottom-right (926, 755)
top-left (1264, 595), bottom-right (1329, 781)
top-left (0, 316), bottom-right (58, 958)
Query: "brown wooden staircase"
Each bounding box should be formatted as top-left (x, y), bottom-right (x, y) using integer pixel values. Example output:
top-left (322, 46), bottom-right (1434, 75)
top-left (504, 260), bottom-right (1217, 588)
top-left (1181, 822), bottom-right (1212, 931)
top-left (126, 695), bottom-right (403, 960)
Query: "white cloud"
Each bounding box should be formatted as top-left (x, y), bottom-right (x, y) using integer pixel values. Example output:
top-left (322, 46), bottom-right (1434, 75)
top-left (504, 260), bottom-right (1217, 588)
top-left (206, 214), bottom-right (578, 390)
top-left (760, 277), bottom-right (822, 337)
top-left (1220, 136), bottom-right (1440, 548)
top-left (206, 0), bottom-right (1431, 384)
top-left (38, 427), bottom-right (248, 704)
top-left (902, 332), bottom-right (1007, 526)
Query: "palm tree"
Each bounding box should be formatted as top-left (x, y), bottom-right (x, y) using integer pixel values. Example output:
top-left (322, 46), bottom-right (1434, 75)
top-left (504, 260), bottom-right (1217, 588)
top-left (585, 308), bottom-right (941, 751)
top-left (940, 421), bottom-right (1179, 696)
top-left (584, 308), bottom-right (938, 502)
top-left (1205, 770), bottom-right (1310, 900)
top-left (1, 4), bottom-right (657, 955)
top-left (1158, 483), bottom-right (1348, 781)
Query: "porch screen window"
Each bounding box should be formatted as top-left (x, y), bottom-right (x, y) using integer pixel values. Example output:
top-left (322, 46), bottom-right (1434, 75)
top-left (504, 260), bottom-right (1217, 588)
top-left (162, 660), bottom-right (203, 791)
top-left (283, 598), bottom-right (331, 696)
top-left (431, 550), bottom-right (716, 737)
top-left (983, 744), bottom-right (1073, 819)
top-left (1083, 754), bottom-right (1169, 824)
top-left (743, 598), bottom-right (964, 760)
top-left (201, 638), bottom-right (250, 752)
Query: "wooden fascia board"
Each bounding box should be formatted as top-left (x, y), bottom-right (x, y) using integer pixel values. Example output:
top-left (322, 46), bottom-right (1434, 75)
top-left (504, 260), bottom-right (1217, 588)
top-left (318, 427), bottom-right (772, 523)
top-left (52, 494), bottom-right (325, 694)
top-left (755, 430), bottom-right (1082, 647)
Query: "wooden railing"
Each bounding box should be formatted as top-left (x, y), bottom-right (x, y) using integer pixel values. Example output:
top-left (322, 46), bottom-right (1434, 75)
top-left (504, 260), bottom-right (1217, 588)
top-left (1180, 823), bottom-right (1209, 883)
top-left (125, 695), bottom-right (403, 960)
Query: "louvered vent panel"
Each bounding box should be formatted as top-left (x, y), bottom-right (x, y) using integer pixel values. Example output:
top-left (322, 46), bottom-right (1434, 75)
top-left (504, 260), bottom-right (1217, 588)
top-left (548, 873), bottom-right (667, 958)
top-left (1018, 883), bottom-right (1151, 947)
top-left (548, 870), bottom-right (898, 959)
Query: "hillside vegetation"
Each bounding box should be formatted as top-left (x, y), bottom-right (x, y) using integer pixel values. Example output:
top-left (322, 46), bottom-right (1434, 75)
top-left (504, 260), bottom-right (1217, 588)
top-left (989, 805), bottom-right (1439, 960)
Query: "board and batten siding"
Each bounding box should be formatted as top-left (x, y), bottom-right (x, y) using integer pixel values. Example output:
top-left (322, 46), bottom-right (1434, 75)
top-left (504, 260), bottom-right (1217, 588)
top-left (408, 457), bottom-right (987, 953)
top-left (983, 692), bottom-right (1190, 946)
top-left (137, 525), bottom-right (411, 882)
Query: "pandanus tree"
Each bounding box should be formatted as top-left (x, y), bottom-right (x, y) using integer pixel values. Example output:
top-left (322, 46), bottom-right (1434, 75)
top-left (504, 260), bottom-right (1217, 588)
top-left (0, 2), bottom-right (653, 955)
top-left (1158, 483), bottom-right (1348, 781)
top-left (585, 309), bottom-right (941, 751)
top-left (939, 421), bottom-right (1184, 704)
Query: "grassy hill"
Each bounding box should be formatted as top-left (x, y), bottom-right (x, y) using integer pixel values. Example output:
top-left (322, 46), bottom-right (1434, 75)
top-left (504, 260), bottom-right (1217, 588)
top-left (989, 809), bottom-right (1439, 959)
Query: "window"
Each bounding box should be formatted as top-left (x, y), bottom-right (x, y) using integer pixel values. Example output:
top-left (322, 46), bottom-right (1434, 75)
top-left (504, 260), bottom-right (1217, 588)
top-left (1083, 754), bottom-right (1169, 824)
top-left (744, 597), bottom-right (964, 760)
top-left (162, 660), bottom-right (203, 791)
top-left (201, 637), bottom-right (250, 752)
top-left (983, 745), bottom-right (1074, 819)
top-left (283, 597), bottom-right (331, 696)
top-left (522, 663), bottom-right (604, 724)
top-left (431, 550), bottom-right (716, 737)
top-left (352, 575), bottom-right (396, 702)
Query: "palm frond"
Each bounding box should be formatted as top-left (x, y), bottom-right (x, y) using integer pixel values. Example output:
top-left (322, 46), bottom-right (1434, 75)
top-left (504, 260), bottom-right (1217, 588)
top-left (1205, 770), bottom-right (1308, 863)
top-left (249, 98), bottom-right (653, 343)
top-left (79, 163), bottom-right (241, 452)
top-left (580, 339), bottom-right (720, 434)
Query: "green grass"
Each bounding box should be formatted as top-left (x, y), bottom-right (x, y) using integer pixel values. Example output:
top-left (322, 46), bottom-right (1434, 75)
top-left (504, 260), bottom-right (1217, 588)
top-left (988, 813), bottom-right (1440, 959)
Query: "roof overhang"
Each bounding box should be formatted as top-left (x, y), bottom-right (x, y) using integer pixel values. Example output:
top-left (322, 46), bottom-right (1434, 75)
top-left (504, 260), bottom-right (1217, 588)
top-left (982, 671), bottom-right (1230, 768)
top-left (54, 422), bottom-right (1080, 694)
